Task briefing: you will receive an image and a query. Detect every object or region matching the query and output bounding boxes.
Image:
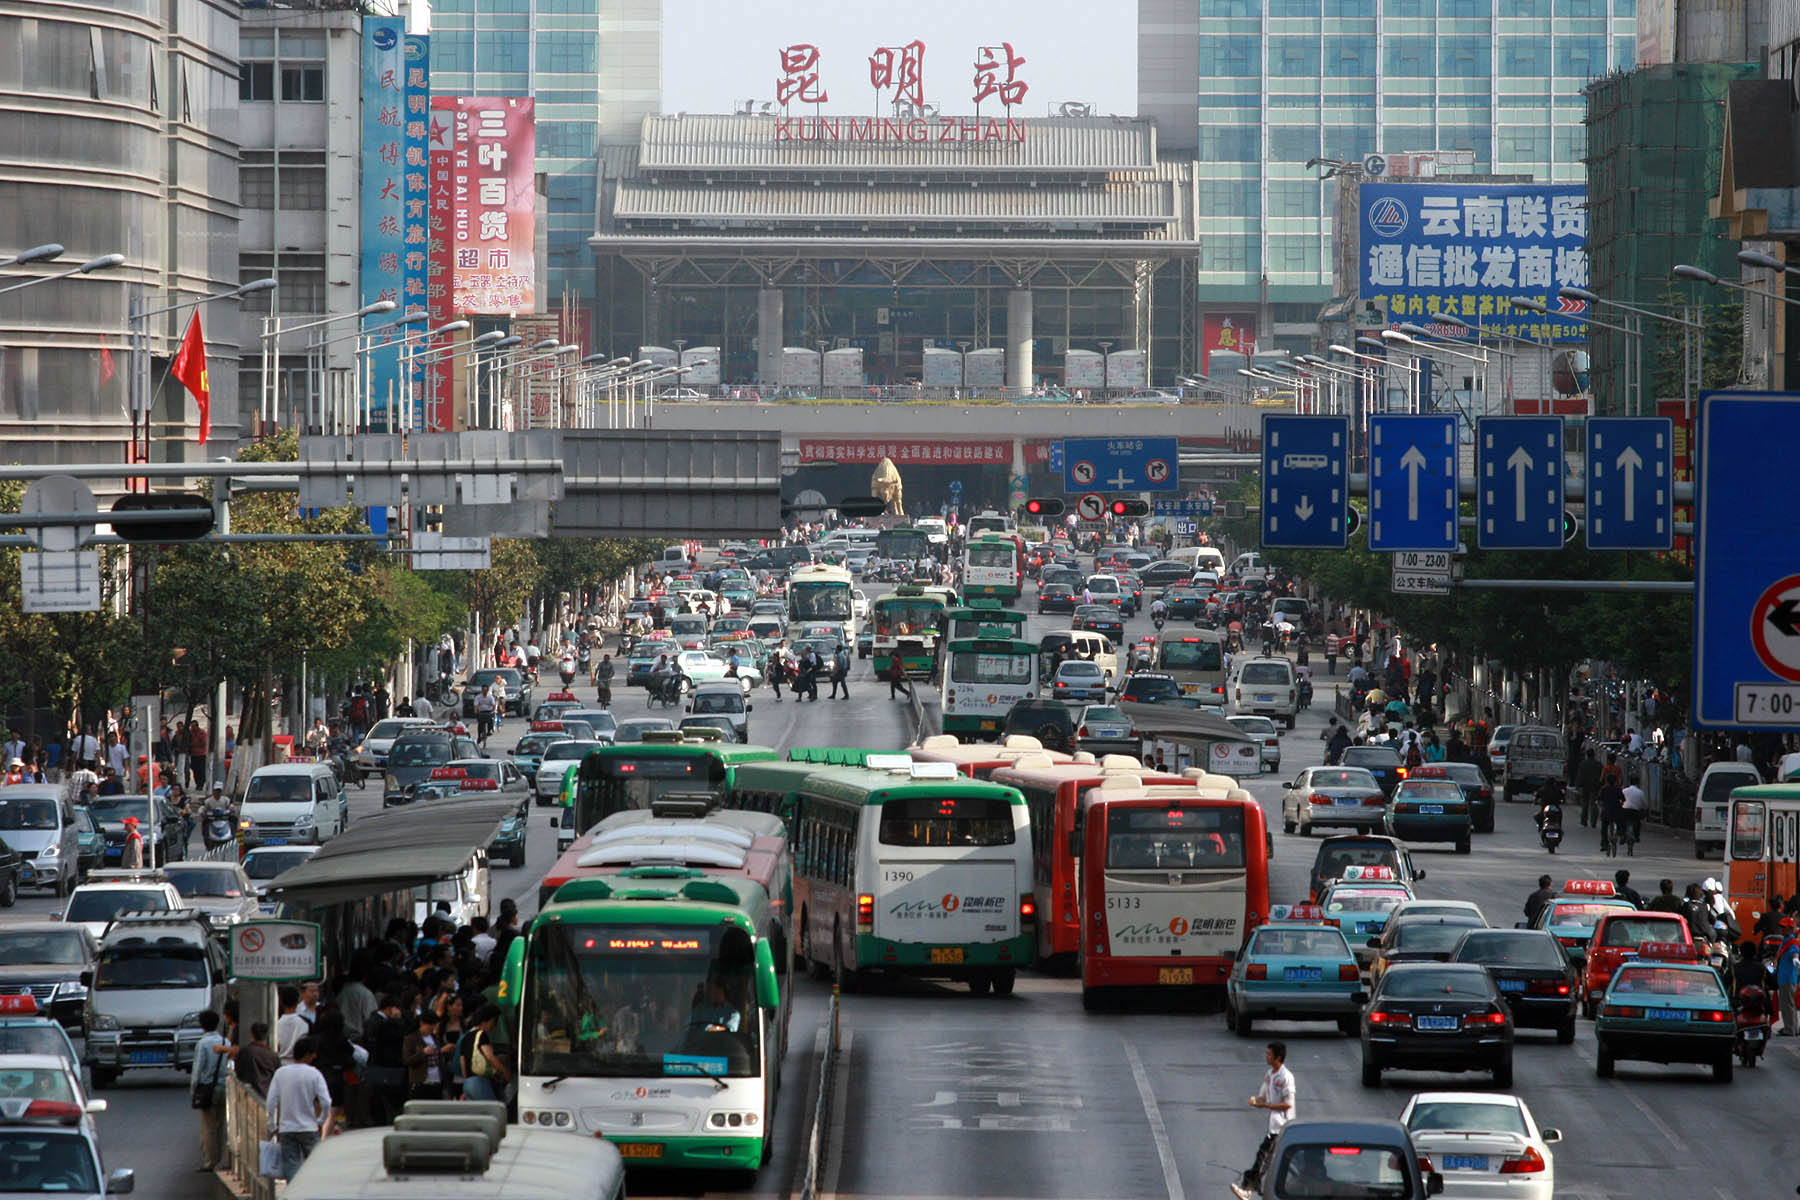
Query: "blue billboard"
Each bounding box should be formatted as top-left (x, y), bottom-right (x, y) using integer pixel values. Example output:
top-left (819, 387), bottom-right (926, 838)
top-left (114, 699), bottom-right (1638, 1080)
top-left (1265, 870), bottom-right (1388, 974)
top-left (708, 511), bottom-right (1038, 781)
top-left (360, 17), bottom-right (407, 424)
top-left (1359, 183), bottom-right (1589, 343)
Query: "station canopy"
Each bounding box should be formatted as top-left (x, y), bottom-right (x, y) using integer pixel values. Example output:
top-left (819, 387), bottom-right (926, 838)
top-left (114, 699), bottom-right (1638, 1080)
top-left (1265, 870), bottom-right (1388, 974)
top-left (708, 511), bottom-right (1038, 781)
top-left (264, 797), bottom-right (518, 905)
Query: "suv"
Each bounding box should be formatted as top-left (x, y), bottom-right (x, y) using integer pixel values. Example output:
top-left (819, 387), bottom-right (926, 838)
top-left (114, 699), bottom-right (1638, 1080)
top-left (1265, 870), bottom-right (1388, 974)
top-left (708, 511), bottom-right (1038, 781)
top-left (462, 667), bottom-right (531, 718)
top-left (0, 786), bottom-right (81, 897)
top-left (1002, 699), bottom-right (1079, 752)
top-left (383, 729), bottom-right (482, 806)
top-left (0, 923), bottom-right (97, 1028)
top-left (159, 860), bottom-right (260, 930)
top-left (83, 909), bottom-right (226, 1087)
top-left (1232, 657), bottom-right (1299, 728)
top-left (686, 682), bottom-right (752, 741)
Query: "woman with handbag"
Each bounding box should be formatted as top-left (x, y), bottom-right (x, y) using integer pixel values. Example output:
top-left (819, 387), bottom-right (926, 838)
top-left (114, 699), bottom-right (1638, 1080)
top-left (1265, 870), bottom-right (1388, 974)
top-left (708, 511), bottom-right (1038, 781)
top-left (189, 1010), bottom-right (229, 1173)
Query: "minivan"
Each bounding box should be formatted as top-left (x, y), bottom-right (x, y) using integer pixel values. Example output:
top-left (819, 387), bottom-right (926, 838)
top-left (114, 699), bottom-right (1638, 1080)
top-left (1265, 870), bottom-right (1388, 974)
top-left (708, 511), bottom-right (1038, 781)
top-left (240, 761), bottom-right (346, 848)
top-left (83, 909), bottom-right (226, 1087)
top-left (1171, 545), bottom-right (1226, 575)
top-left (1695, 761), bottom-right (1761, 858)
top-left (686, 682), bottom-right (752, 741)
top-left (1038, 630), bottom-right (1119, 682)
top-left (1233, 656), bottom-right (1299, 728)
top-left (0, 784), bottom-right (82, 896)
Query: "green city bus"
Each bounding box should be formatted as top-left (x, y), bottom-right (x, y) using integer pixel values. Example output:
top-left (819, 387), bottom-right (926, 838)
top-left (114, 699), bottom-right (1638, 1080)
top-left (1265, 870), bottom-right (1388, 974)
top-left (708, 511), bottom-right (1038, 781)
top-left (869, 586), bottom-right (950, 678)
top-left (563, 737), bottom-right (780, 843)
top-left (946, 599), bottom-right (1028, 643)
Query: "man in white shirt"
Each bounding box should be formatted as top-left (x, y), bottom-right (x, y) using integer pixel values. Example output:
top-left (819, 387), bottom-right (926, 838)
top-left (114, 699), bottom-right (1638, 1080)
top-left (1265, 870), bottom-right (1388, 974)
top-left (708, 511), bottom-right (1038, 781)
top-left (266, 1036), bottom-right (332, 1180)
top-left (106, 735), bottom-right (129, 780)
top-left (1231, 1041), bottom-right (1296, 1199)
top-left (275, 985), bottom-right (310, 1063)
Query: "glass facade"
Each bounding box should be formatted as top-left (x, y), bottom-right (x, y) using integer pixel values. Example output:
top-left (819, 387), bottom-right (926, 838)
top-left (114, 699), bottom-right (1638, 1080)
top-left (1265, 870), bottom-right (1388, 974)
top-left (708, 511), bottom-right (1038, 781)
top-left (1190, 0), bottom-right (1635, 302)
top-left (430, 0), bottom-right (605, 305)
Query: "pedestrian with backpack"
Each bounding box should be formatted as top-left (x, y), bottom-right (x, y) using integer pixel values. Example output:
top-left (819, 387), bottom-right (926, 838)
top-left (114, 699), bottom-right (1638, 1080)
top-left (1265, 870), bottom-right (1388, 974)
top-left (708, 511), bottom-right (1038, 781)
top-left (829, 644), bottom-right (851, 699)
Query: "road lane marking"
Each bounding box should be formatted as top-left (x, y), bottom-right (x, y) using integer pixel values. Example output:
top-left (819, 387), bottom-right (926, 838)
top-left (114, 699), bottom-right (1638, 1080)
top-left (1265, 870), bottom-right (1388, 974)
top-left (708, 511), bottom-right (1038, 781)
top-left (1122, 1036), bottom-right (1186, 1200)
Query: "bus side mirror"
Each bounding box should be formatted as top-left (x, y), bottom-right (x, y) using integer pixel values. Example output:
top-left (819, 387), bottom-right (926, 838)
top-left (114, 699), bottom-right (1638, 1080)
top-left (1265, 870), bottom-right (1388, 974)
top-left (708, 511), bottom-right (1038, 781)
top-left (754, 939), bottom-right (780, 1009)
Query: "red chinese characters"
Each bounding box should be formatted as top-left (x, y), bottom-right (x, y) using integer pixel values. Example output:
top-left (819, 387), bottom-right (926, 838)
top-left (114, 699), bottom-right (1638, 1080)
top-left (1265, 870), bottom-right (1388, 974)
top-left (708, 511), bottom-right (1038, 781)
top-left (972, 42), bottom-right (1028, 108)
top-left (776, 44), bottom-right (829, 105)
top-left (869, 40), bottom-right (927, 108)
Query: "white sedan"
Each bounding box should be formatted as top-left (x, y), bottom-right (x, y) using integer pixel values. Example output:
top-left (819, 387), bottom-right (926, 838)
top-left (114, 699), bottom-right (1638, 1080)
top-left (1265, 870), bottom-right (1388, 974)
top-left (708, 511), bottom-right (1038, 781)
top-left (676, 650), bottom-right (762, 691)
top-left (1400, 1092), bottom-right (1559, 1199)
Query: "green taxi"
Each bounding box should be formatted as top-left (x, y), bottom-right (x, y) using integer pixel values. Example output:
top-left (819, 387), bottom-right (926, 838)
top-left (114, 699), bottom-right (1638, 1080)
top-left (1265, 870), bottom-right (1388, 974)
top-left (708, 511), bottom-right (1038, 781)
top-left (1382, 778), bottom-right (1472, 854)
top-left (1318, 875), bottom-right (1416, 969)
top-left (1225, 907), bottom-right (1366, 1037)
top-left (510, 729), bottom-right (570, 784)
top-left (1595, 946), bottom-right (1737, 1082)
top-left (1525, 880), bottom-right (1637, 965)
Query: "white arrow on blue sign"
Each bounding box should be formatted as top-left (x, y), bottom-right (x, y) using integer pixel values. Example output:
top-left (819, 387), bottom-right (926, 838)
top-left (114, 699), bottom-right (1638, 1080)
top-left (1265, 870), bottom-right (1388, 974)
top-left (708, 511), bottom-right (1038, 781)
top-left (1476, 416), bottom-right (1564, 550)
top-left (1261, 414), bottom-right (1349, 549)
top-left (1586, 417), bottom-right (1671, 550)
top-left (1368, 414), bottom-right (1458, 552)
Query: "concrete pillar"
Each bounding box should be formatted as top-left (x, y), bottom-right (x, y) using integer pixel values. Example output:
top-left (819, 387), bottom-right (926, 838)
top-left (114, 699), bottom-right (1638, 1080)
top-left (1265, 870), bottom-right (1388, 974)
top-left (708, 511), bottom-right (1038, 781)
top-left (1006, 289), bottom-right (1033, 398)
top-left (757, 290), bottom-right (784, 388)
top-left (1009, 438), bottom-right (1029, 513)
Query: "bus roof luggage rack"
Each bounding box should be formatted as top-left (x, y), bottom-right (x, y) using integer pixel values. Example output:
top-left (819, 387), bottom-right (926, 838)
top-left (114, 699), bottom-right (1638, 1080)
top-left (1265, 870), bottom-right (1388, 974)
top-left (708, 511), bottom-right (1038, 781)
top-left (392, 1110), bottom-right (506, 1149)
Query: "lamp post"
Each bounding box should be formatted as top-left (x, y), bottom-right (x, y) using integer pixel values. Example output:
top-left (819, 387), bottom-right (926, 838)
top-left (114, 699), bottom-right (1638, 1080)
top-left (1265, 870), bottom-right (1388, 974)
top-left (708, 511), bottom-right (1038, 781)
top-left (261, 299), bottom-right (398, 433)
top-left (0, 251), bottom-right (124, 297)
top-left (401, 320), bottom-right (470, 431)
top-left (1558, 284), bottom-right (1700, 417)
top-left (475, 336), bottom-right (523, 429)
top-left (1674, 259), bottom-right (1800, 393)
top-left (1432, 313), bottom-right (1544, 414)
top-left (0, 244), bottom-right (66, 269)
top-left (1514, 295), bottom-right (1642, 418)
top-left (130, 276), bottom-right (276, 479)
top-left (1355, 334), bottom-right (1421, 412)
top-left (344, 308), bottom-right (428, 432)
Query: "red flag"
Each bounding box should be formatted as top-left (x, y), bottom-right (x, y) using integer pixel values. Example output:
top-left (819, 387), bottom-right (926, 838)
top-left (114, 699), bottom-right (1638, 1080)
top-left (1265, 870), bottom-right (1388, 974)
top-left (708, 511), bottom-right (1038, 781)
top-left (171, 312), bottom-right (211, 444)
top-left (97, 334), bottom-right (115, 386)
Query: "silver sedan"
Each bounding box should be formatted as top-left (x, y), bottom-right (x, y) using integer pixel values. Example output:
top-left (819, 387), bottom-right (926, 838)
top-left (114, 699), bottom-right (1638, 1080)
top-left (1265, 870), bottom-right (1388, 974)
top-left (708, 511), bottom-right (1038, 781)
top-left (1281, 765), bottom-right (1387, 836)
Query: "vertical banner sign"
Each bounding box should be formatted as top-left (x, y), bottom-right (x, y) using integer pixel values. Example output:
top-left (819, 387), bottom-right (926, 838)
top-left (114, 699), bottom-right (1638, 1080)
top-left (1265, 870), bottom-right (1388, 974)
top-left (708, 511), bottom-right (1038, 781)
top-left (1201, 313), bottom-right (1256, 374)
top-left (360, 17), bottom-right (406, 422)
top-left (447, 97), bottom-right (537, 315)
top-left (426, 97), bottom-right (457, 431)
top-left (400, 35), bottom-right (431, 408)
top-left (1359, 183), bottom-right (1589, 343)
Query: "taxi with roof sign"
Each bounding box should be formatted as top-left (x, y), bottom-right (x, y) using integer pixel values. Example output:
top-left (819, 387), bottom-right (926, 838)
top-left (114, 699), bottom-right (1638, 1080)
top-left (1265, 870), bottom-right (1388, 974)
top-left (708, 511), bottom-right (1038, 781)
top-left (1593, 943), bottom-right (1737, 1081)
top-left (1225, 905), bottom-right (1367, 1037)
top-left (0, 996), bottom-right (81, 1083)
top-left (0, 1053), bottom-right (131, 1199)
top-left (1519, 880), bottom-right (1638, 964)
top-left (1579, 911), bottom-right (1694, 1019)
top-left (1382, 778), bottom-right (1473, 853)
top-left (510, 728), bottom-right (573, 783)
top-left (414, 758), bottom-right (529, 804)
top-left (1307, 835), bottom-right (1424, 905)
top-left (1406, 761), bottom-right (1495, 834)
top-left (1316, 872), bottom-right (1418, 969)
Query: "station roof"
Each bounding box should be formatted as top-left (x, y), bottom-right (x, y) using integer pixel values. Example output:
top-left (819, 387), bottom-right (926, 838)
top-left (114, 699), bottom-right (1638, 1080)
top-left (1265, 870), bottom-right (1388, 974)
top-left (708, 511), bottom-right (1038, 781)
top-left (264, 797), bottom-right (517, 905)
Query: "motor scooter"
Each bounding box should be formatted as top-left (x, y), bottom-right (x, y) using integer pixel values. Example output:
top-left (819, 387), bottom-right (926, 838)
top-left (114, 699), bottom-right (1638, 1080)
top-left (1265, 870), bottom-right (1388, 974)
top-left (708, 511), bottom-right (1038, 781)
top-left (202, 807), bottom-right (235, 852)
top-left (1736, 985), bottom-right (1773, 1067)
top-left (1536, 801), bottom-right (1564, 853)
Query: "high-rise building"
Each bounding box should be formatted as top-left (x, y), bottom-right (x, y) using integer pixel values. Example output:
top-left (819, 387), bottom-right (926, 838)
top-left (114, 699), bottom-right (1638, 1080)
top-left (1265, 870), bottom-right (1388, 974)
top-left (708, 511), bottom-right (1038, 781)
top-left (1140, 0), bottom-right (1637, 343)
top-left (0, 0), bottom-right (242, 472)
top-left (428, 0), bottom-right (662, 312)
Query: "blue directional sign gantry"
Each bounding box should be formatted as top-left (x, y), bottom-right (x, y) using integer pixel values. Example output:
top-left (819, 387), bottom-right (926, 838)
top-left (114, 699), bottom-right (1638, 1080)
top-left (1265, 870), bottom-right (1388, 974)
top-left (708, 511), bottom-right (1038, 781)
top-left (1368, 413), bottom-right (1459, 552)
top-left (1476, 416), bottom-right (1564, 550)
top-left (1695, 392), bottom-right (1800, 728)
top-left (1586, 417), bottom-right (1672, 550)
top-left (1061, 436), bottom-right (1180, 494)
top-left (1261, 414), bottom-right (1349, 549)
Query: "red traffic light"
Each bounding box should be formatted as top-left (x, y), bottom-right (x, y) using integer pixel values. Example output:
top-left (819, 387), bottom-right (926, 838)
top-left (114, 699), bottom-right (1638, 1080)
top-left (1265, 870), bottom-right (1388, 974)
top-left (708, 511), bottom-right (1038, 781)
top-left (1110, 499), bottom-right (1150, 517)
top-left (1025, 498), bottom-right (1065, 517)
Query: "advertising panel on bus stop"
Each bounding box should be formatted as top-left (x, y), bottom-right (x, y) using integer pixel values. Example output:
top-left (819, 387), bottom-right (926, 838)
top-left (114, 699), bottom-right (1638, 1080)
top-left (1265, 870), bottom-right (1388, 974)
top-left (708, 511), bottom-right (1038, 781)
top-left (230, 920), bottom-right (323, 982)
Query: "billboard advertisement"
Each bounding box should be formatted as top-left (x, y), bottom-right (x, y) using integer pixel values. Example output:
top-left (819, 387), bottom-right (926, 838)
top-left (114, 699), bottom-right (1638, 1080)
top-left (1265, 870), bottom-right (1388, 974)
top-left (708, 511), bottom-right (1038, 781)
top-left (400, 32), bottom-right (430, 411)
top-left (780, 347), bottom-right (819, 388)
top-left (922, 347), bottom-right (963, 387)
top-left (1064, 349), bottom-right (1104, 389)
top-left (965, 347), bottom-right (1004, 388)
top-left (431, 96), bottom-right (537, 317)
top-left (360, 17), bottom-right (406, 420)
top-left (823, 347), bottom-right (864, 390)
top-left (1201, 313), bottom-right (1255, 375)
top-left (1106, 348), bottom-right (1148, 390)
top-left (1359, 183), bottom-right (1589, 343)
top-left (680, 346), bottom-right (720, 388)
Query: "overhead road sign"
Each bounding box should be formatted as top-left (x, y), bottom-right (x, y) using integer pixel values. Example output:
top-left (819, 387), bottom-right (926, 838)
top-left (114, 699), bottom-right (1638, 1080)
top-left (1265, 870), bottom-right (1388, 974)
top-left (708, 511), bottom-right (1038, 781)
top-left (1260, 414), bottom-right (1349, 549)
top-left (1695, 392), bottom-right (1800, 727)
top-left (1152, 499), bottom-right (1214, 517)
top-left (1368, 414), bottom-right (1458, 552)
top-left (1476, 417), bottom-right (1563, 550)
top-left (1061, 437), bottom-right (1180, 493)
top-left (1586, 417), bottom-right (1672, 550)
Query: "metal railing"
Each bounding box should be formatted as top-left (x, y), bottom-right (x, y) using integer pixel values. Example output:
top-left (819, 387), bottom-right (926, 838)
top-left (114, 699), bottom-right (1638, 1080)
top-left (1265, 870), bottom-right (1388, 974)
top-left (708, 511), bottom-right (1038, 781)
top-left (222, 1074), bottom-right (277, 1200)
top-left (798, 986), bottom-right (843, 1200)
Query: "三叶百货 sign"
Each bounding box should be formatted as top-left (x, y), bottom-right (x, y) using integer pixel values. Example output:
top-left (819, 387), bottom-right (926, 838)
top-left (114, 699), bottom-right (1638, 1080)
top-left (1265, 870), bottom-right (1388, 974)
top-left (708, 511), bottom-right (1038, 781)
top-left (230, 920), bottom-right (322, 982)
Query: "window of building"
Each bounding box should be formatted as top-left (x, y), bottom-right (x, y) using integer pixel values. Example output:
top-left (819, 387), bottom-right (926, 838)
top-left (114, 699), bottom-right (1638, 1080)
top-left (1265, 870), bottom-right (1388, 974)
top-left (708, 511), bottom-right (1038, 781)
top-left (1384, 37), bottom-right (1431, 75)
top-left (486, 31), bottom-right (529, 73)
top-left (1270, 237), bottom-right (1320, 273)
top-left (539, 121), bottom-right (597, 159)
top-left (1554, 0), bottom-right (1604, 13)
top-left (1201, 237), bottom-right (1255, 272)
top-left (1268, 182), bottom-right (1319, 218)
top-left (1269, 126), bottom-right (1320, 161)
top-left (1440, 0), bottom-right (1491, 13)
top-left (1499, 38), bottom-right (1547, 74)
top-left (241, 150), bottom-right (275, 208)
top-left (1611, 0), bottom-right (1635, 14)
top-left (1200, 0), bottom-right (1261, 14)
top-left (279, 32), bottom-right (324, 102)
top-left (1438, 36), bottom-right (1490, 76)
top-left (1498, 127), bottom-right (1544, 159)
top-left (1439, 127), bottom-right (1491, 166)
top-left (1199, 35), bottom-right (1259, 77)
top-left (538, 31), bottom-right (596, 74)
top-left (435, 31), bottom-right (473, 74)
top-left (1269, 0), bottom-right (1321, 14)
top-left (1327, 36), bottom-right (1375, 74)
top-left (1199, 178), bottom-right (1260, 216)
top-left (1268, 37), bottom-right (1321, 77)
top-left (1325, 0), bottom-right (1376, 13)
top-left (242, 150), bottom-right (328, 211)
top-left (1614, 36), bottom-right (1635, 69)
top-left (1384, 0), bottom-right (1433, 15)
top-left (539, 0), bottom-right (599, 10)
top-left (1553, 125), bottom-right (1586, 161)
top-left (1325, 124), bottom-right (1377, 159)
top-left (1199, 125), bottom-right (1260, 161)
top-left (242, 253), bottom-right (328, 315)
top-left (1555, 37), bottom-right (1604, 76)
top-left (1499, 0), bottom-right (1550, 15)
top-left (239, 32), bottom-right (274, 101)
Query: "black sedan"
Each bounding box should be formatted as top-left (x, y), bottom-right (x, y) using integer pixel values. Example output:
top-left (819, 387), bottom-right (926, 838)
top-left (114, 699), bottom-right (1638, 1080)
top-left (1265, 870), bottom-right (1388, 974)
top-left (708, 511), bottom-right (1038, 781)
top-left (1410, 761), bottom-right (1496, 833)
top-left (1117, 671), bottom-right (1181, 705)
top-left (1361, 963), bottom-right (1514, 1088)
top-left (1036, 583), bottom-right (1077, 614)
top-left (1138, 560), bottom-right (1193, 589)
top-left (1449, 928), bottom-right (1578, 1043)
top-left (1342, 745), bottom-right (1407, 797)
top-left (1073, 604), bottom-right (1125, 641)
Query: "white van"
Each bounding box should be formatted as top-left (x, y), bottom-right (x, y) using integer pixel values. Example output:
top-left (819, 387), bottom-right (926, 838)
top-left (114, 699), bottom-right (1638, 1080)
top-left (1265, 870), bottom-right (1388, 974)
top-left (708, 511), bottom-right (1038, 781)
top-left (1172, 546), bottom-right (1226, 576)
top-left (240, 761), bottom-right (346, 848)
top-left (1232, 656), bottom-right (1299, 728)
top-left (1229, 551), bottom-right (1269, 584)
top-left (1695, 761), bottom-right (1761, 858)
top-left (1037, 629), bottom-right (1118, 681)
top-left (413, 850), bottom-right (490, 928)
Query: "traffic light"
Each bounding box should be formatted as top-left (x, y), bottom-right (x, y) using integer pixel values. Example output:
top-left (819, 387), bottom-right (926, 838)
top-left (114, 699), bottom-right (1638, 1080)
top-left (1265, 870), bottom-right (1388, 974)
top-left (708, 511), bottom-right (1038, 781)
top-left (835, 496), bottom-right (889, 518)
top-left (1110, 499), bottom-right (1151, 517)
top-left (109, 493), bottom-right (215, 542)
top-left (1024, 498), bottom-right (1065, 517)
top-left (1562, 508), bottom-right (1582, 544)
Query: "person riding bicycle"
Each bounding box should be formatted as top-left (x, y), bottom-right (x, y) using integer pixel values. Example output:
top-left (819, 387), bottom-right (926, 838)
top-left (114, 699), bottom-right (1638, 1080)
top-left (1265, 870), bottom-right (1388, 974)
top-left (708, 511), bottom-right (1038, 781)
top-left (472, 685), bottom-right (498, 745)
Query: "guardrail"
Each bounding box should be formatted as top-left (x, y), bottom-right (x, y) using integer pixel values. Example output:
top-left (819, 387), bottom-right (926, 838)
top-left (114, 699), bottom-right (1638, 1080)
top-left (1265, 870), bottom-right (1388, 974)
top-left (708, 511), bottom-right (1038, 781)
top-left (220, 1074), bottom-right (276, 1200)
top-left (798, 986), bottom-right (843, 1200)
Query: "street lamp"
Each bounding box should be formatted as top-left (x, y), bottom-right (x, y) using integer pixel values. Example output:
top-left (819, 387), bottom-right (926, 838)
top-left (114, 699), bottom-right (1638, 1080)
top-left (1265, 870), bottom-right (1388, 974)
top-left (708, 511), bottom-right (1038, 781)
top-left (1559, 284), bottom-right (1700, 416)
top-left (264, 299), bottom-right (400, 432)
top-left (0, 252), bottom-right (126, 297)
top-left (1, 244), bottom-right (64, 268)
top-left (1516, 294), bottom-right (1643, 417)
top-left (1674, 259), bottom-right (1800, 394)
top-left (402, 319), bottom-right (470, 431)
top-left (128, 275), bottom-right (275, 473)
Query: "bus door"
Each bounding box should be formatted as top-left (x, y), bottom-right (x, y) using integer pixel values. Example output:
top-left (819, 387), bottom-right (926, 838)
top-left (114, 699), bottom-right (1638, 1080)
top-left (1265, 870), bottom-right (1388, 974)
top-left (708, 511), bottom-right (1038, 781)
top-left (1727, 797), bottom-right (1772, 936)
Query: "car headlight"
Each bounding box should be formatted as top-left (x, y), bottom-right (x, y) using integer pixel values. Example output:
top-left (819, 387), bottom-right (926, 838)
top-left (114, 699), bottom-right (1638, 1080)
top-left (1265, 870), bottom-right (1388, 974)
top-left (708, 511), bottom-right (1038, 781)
top-left (179, 1011), bottom-right (202, 1029)
top-left (39, 844), bottom-right (59, 858)
top-left (89, 1013), bottom-right (119, 1031)
top-left (293, 815), bottom-right (314, 827)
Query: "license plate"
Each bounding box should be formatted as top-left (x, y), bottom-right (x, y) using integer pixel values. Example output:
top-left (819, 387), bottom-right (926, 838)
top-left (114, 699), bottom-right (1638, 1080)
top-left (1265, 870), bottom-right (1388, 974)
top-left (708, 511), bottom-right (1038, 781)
top-left (1746, 1026), bottom-right (1768, 1040)
top-left (1158, 967), bottom-right (1194, 985)
top-left (1415, 1015), bottom-right (1459, 1031)
top-left (129, 1049), bottom-right (171, 1065)
top-left (1420, 804), bottom-right (1444, 814)
top-left (1495, 979), bottom-right (1526, 993)
top-left (1443, 1155), bottom-right (1490, 1171)
top-left (262, 837), bottom-right (288, 846)
top-left (1335, 797), bottom-right (1360, 806)
top-left (1257, 694), bottom-right (1275, 702)
top-left (1284, 967), bottom-right (1322, 981)
top-left (980, 720), bottom-right (997, 730)
top-left (930, 947), bottom-right (964, 965)
top-left (17, 866), bottom-right (31, 882)
top-left (615, 1143), bottom-right (664, 1160)
top-left (1181, 684), bottom-right (1198, 694)
top-left (1647, 1008), bottom-right (1686, 1021)
top-left (1355, 923), bottom-right (1376, 934)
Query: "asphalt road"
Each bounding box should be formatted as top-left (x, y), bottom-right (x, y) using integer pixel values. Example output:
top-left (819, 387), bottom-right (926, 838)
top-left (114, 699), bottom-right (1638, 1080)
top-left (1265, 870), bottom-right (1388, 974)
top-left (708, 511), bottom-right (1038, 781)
top-left (28, 593), bottom-right (1793, 1199)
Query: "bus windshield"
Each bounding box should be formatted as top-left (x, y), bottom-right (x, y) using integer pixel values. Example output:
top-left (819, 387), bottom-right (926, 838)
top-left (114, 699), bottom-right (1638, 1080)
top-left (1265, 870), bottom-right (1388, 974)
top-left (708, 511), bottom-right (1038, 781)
top-left (950, 651), bottom-right (1032, 684)
top-left (575, 756), bottom-right (722, 828)
top-left (876, 530), bottom-right (929, 560)
top-left (874, 600), bottom-right (941, 636)
top-left (1158, 639), bottom-right (1223, 670)
top-left (522, 921), bottom-right (761, 1079)
top-left (966, 544), bottom-right (1016, 568)
top-left (792, 586), bottom-right (852, 621)
top-left (1105, 806), bottom-right (1246, 870)
top-left (879, 794), bottom-right (1016, 846)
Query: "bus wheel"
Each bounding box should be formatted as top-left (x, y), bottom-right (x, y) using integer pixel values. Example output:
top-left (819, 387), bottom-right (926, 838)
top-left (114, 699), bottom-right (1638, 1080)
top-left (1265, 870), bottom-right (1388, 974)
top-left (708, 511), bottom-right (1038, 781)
top-left (969, 974), bottom-right (993, 997)
top-left (992, 969), bottom-right (1016, 996)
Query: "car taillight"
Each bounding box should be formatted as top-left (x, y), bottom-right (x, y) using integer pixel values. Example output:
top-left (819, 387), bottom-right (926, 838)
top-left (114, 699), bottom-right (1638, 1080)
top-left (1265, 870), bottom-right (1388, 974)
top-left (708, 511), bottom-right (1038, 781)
top-left (1310, 793), bottom-right (1334, 805)
top-left (1339, 964), bottom-right (1360, 981)
top-left (1526, 979), bottom-right (1571, 996)
top-left (1499, 1147), bottom-right (1547, 1175)
top-left (1020, 894), bottom-right (1037, 927)
top-left (856, 893), bottom-right (874, 933)
top-left (1367, 1010), bottom-right (1410, 1027)
top-left (1246, 964), bottom-right (1267, 980)
top-left (1558, 936), bottom-right (1581, 947)
top-left (1466, 1010), bottom-right (1508, 1027)
top-left (1213, 686), bottom-right (1225, 694)
top-left (1362, 797), bottom-right (1386, 807)
top-left (1602, 1005), bottom-right (1643, 1018)
top-left (1395, 767), bottom-right (1409, 779)
top-left (1696, 1008), bottom-right (1731, 1022)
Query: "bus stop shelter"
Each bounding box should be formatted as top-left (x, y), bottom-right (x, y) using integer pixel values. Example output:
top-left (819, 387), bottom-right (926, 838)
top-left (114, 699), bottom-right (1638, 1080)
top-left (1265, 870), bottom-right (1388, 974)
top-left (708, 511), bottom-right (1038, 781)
top-left (1119, 702), bottom-right (1261, 777)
